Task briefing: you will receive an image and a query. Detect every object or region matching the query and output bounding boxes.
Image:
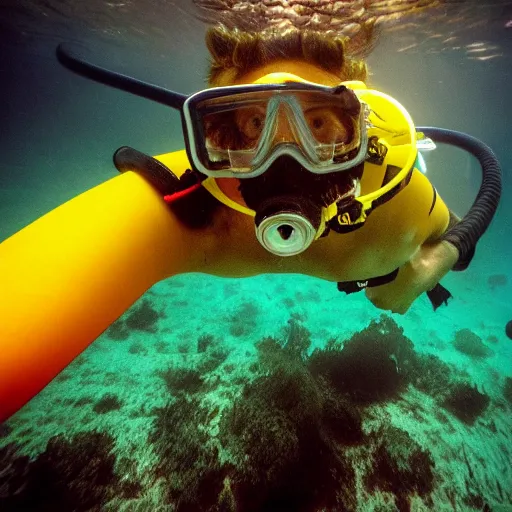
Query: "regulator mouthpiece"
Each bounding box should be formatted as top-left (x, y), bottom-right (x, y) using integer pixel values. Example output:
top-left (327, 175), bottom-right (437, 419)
top-left (254, 197), bottom-right (321, 256)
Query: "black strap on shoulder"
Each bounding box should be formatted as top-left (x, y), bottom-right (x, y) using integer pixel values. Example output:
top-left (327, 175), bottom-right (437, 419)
top-left (113, 146), bottom-right (182, 195)
top-left (372, 163), bottom-right (414, 208)
top-left (113, 146), bottom-right (220, 229)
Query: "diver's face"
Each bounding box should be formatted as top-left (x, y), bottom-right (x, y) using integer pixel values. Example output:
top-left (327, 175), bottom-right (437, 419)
top-left (214, 62), bottom-right (360, 255)
top-left (233, 102), bottom-right (353, 148)
top-left (213, 60), bottom-right (359, 213)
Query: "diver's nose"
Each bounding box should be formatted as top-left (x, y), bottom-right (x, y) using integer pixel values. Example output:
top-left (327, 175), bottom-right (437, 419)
top-left (274, 108), bottom-right (295, 143)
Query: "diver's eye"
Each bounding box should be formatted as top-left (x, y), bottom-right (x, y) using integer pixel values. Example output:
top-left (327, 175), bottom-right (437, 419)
top-left (235, 107), bottom-right (266, 140)
top-left (306, 107), bottom-right (350, 144)
top-left (311, 117), bottom-right (324, 130)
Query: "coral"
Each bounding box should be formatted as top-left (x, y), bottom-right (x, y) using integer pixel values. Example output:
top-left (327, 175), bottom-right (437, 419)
top-left (229, 301), bottom-right (259, 337)
top-left (308, 316), bottom-right (417, 404)
top-left (282, 318), bottom-right (312, 360)
top-left (0, 423), bottom-right (12, 438)
top-left (441, 382), bottom-right (490, 425)
top-left (320, 385), bottom-right (364, 445)
top-left (155, 340), bottom-right (169, 353)
top-left (0, 432), bottom-right (120, 511)
top-left (240, 364), bottom-right (322, 434)
top-left (228, 397), bottom-right (301, 483)
top-left (222, 386), bottom-right (356, 511)
top-left (365, 427), bottom-right (435, 512)
top-left (255, 318), bottom-right (311, 373)
top-left (503, 377), bottom-right (512, 405)
top-left (125, 299), bottom-right (160, 333)
top-left (146, 319), bottom-right (367, 511)
top-left (0, 443), bottom-right (30, 502)
top-left (93, 393), bottom-right (123, 414)
top-left (150, 396), bottom-right (227, 511)
top-left (199, 349), bottom-right (229, 374)
top-left (487, 273), bottom-right (507, 289)
top-left (219, 331), bottom-right (359, 511)
top-left (128, 342), bottom-right (148, 355)
top-left (105, 319), bottom-right (130, 340)
top-left (255, 336), bottom-right (284, 371)
top-left (453, 329), bottom-right (492, 358)
top-left (159, 367), bottom-right (203, 394)
top-left (409, 354), bottom-right (454, 400)
top-left (197, 334), bottom-right (215, 353)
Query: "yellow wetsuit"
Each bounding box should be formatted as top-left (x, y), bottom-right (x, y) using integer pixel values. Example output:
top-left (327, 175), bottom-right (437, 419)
top-left (0, 63), bottom-right (451, 422)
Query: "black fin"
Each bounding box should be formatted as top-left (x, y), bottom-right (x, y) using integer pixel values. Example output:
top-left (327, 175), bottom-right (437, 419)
top-left (426, 284), bottom-right (453, 311)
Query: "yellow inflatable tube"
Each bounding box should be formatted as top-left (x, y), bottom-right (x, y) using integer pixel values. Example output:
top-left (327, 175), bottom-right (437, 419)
top-left (0, 170), bottom-right (201, 422)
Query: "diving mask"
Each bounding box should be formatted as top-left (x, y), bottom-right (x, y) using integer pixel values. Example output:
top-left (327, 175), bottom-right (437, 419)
top-left (183, 81), bottom-right (369, 178)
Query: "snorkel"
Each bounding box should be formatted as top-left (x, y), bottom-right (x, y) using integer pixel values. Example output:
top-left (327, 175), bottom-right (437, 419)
top-left (56, 43), bottom-right (501, 268)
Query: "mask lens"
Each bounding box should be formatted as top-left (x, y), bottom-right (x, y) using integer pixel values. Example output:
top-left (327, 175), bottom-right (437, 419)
top-left (190, 85), bottom-right (364, 176)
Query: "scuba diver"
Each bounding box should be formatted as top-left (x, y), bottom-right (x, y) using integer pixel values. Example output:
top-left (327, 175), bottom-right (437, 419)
top-left (0, 26), bottom-right (501, 422)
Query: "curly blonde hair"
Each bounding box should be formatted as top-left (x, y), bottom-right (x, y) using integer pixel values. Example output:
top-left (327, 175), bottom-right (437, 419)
top-left (205, 25), bottom-right (369, 86)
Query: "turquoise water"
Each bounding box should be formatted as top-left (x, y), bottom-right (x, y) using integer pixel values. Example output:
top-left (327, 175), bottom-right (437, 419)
top-left (1, 2), bottom-right (512, 510)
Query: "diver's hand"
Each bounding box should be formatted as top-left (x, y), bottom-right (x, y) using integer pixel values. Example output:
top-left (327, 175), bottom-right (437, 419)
top-left (365, 240), bottom-right (460, 314)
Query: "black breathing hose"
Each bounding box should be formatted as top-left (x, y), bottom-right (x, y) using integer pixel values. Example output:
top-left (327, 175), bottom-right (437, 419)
top-left (416, 127), bottom-right (502, 270)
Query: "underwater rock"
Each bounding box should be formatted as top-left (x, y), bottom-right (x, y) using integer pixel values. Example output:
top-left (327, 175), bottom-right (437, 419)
top-left (453, 329), bottom-right (493, 358)
top-left (441, 382), bottom-right (490, 425)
